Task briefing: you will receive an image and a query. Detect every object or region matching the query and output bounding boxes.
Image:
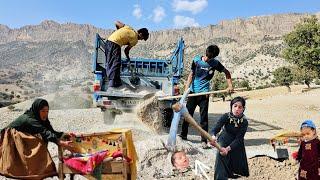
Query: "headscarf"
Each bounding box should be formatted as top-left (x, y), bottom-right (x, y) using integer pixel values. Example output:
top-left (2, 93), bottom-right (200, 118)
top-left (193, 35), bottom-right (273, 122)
top-left (24, 98), bottom-right (49, 121)
top-left (5, 98), bottom-right (63, 143)
top-left (229, 96), bottom-right (246, 127)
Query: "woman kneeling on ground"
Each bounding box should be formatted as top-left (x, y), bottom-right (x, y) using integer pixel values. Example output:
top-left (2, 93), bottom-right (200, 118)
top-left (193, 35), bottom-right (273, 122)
top-left (210, 96), bottom-right (249, 180)
top-left (0, 98), bottom-right (72, 179)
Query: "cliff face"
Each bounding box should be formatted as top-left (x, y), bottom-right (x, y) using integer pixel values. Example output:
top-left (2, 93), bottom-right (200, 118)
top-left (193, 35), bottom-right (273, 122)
top-left (0, 12), bottom-right (319, 89)
top-left (0, 20), bottom-right (112, 45)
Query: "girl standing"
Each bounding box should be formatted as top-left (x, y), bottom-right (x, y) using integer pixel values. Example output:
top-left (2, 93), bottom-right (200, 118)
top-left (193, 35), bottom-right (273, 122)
top-left (210, 96), bottom-right (249, 179)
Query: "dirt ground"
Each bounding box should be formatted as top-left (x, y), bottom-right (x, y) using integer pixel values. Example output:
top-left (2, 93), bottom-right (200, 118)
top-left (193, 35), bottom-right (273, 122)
top-left (0, 85), bottom-right (319, 180)
top-left (133, 85), bottom-right (320, 179)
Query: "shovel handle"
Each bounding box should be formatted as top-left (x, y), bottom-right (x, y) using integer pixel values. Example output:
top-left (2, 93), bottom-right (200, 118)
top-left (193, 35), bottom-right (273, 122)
top-left (158, 88), bottom-right (246, 101)
top-left (182, 112), bottom-right (222, 151)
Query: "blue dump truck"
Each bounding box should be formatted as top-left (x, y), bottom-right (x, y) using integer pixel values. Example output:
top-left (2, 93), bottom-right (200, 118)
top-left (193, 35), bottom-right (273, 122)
top-left (92, 33), bottom-right (185, 124)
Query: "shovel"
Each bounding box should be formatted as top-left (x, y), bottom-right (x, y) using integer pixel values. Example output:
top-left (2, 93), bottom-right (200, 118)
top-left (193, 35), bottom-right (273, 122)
top-left (127, 59), bottom-right (140, 87)
top-left (165, 88), bottom-right (247, 151)
top-left (166, 88), bottom-right (223, 152)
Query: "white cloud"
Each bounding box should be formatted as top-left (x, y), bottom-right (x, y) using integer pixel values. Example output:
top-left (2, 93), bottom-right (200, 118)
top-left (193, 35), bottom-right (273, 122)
top-left (132, 4), bottom-right (142, 19)
top-left (153, 6), bottom-right (166, 23)
top-left (172, 0), bottom-right (208, 14)
top-left (174, 15), bottom-right (199, 28)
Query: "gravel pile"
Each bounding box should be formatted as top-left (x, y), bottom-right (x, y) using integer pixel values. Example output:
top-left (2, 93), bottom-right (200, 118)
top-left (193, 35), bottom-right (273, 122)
top-left (136, 96), bottom-right (163, 133)
top-left (244, 156), bottom-right (298, 180)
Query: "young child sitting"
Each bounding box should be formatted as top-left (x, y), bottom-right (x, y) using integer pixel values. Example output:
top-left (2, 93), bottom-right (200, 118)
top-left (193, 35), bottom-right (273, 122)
top-left (296, 120), bottom-right (320, 180)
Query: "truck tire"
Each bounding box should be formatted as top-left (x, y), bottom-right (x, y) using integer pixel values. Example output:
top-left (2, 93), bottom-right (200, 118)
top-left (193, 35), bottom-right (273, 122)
top-left (103, 110), bottom-right (116, 124)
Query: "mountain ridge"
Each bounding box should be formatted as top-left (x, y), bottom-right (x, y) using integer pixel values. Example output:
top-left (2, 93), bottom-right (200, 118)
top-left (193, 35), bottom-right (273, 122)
top-left (0, 12), bottom-right (319, 101)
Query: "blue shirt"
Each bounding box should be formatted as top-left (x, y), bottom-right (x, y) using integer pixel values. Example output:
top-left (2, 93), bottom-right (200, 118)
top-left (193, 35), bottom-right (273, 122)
top-left (190, 55), bottom-right (225, 93)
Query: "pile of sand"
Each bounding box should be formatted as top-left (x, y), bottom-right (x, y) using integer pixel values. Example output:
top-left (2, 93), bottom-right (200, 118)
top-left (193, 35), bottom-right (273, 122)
top-left (245, 156), bottom-right (298, 180)
top-left (135, 134), bottom-right (217, 179)
top-left (136, 96), bottom-right (163, 132)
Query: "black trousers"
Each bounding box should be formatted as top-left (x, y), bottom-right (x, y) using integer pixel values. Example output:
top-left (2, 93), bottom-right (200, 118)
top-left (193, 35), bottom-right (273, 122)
top-left (181, 94), bottom-right (209, 143)
top-left (105, 40), bottom-right (122, 87)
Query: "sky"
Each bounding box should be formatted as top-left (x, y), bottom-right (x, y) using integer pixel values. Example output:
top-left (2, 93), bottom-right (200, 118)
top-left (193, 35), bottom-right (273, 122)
top-left (0, 0), bottom-right (319, 31)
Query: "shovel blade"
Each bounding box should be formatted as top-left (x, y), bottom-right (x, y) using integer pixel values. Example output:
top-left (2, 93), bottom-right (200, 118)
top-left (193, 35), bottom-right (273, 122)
top-left (275, 148), bottom-right (289, 160)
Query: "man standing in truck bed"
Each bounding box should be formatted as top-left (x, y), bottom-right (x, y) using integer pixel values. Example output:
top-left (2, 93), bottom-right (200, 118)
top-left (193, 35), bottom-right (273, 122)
top-left (105, 21), bottom-right (149, 90)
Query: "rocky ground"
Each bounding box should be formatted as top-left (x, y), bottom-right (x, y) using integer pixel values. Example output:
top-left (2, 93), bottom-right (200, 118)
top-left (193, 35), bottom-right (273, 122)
top-left (0, 85), bottom-right (319, 180)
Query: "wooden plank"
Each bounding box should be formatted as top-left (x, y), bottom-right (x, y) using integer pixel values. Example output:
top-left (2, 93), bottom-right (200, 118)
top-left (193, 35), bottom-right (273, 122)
top-left (84, 174), bottom-right (127, 180)
top-left (102, 161), bottom-right (130, 173)
top-left (58, 146), bottom-right (64, 180)
top-left (68, 131), bottom-right (122, 137)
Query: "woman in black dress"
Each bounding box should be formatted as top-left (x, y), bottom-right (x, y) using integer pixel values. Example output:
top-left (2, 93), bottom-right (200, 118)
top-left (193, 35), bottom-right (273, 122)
top-left (210, 96), bottom-right (249, 179)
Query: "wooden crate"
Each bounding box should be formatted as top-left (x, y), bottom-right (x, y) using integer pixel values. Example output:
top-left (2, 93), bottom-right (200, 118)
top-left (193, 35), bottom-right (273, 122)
top-left (58, 131), bottom-right (131, 180)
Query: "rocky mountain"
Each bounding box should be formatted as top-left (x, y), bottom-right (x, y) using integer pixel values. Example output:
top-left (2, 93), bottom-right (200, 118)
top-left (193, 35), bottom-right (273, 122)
top-left (137, 13), bottom-right (320, 87)
top-left (0, 12), bottom-right (319, 100)
top-left (0, 20), bottom-right (112, 45)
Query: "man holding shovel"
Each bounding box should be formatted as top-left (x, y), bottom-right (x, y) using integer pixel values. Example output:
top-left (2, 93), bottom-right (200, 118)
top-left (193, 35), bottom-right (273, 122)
top-left (179, 45), bottom-right (233, 148)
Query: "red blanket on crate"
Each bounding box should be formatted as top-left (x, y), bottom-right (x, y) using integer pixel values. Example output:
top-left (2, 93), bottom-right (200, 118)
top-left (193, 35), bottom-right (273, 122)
top-left (63, 150), bottom-right (131, 174)
top-left (64, 150), bottom-right (109, 174)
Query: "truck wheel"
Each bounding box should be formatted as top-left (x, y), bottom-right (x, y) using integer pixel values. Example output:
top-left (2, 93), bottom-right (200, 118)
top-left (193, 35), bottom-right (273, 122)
top-left (103, 110), bottom-right (116, 124)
